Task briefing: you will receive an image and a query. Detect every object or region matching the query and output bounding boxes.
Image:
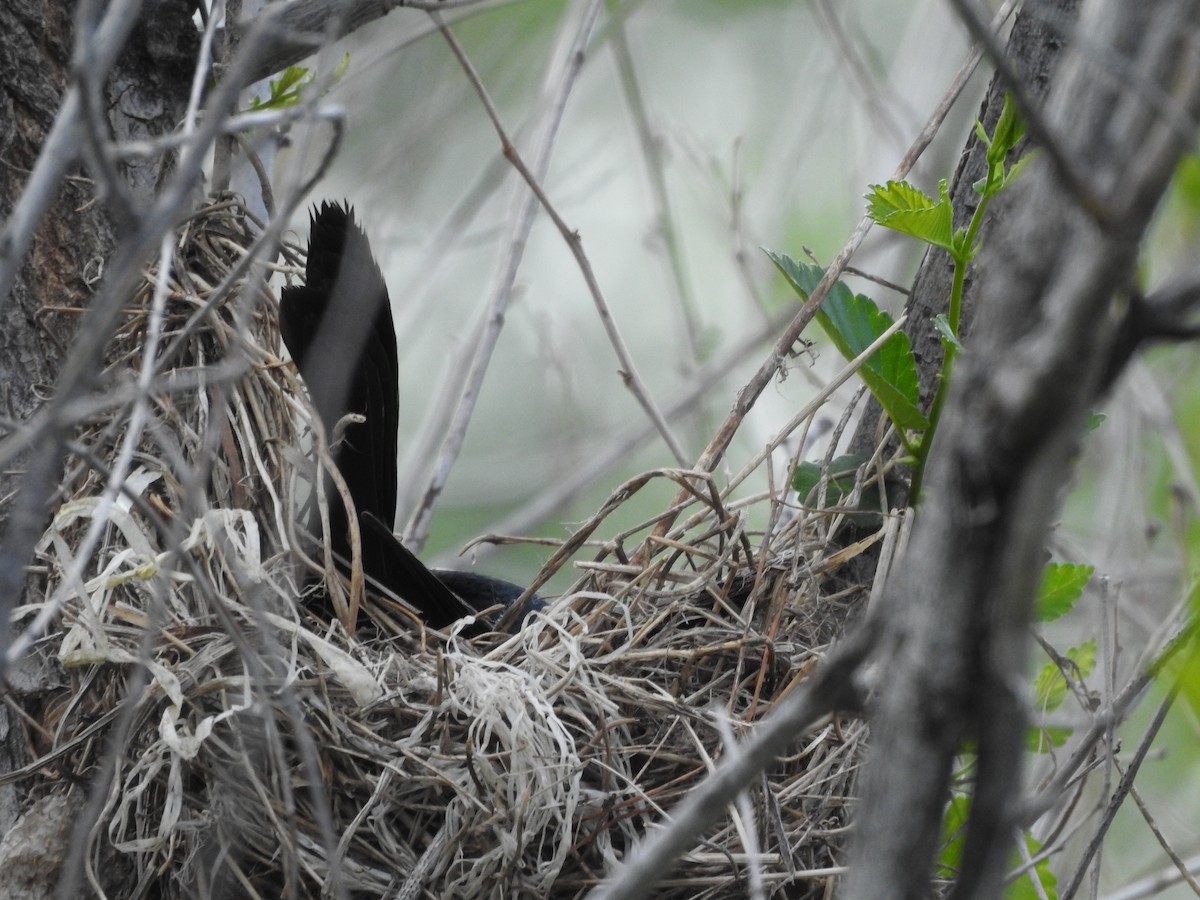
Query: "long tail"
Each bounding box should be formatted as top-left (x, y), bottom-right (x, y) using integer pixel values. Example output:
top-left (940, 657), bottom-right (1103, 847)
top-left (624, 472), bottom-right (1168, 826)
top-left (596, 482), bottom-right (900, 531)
top-left (280, 201), bottom-right (398, 532)
top-left (281, 203), bottom-right (526, 633)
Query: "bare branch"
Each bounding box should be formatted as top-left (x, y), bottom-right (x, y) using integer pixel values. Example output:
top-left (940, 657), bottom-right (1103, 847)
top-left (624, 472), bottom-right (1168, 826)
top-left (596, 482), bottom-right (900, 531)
top-left (844, 4), bottom-right (1200, 898)
top-left (235, 0), bottom-right (512, 87)
top-left (408, 2), bottom-right (691, 548)
top-left (1058, 686), bottom-right (1179, 900)
top-left (637, 0), bottom-right (1015, 559)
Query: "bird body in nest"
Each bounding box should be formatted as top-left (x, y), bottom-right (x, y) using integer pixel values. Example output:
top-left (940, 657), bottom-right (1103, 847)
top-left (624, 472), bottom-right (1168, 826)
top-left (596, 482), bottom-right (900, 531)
top-left (279, 202), bottom-right (540, 633)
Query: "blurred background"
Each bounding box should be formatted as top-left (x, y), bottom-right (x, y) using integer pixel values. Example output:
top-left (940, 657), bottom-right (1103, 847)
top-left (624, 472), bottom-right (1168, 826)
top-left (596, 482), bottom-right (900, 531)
top-left (266, 2), bottom-right (1200, 894)
top-left (275, 0), bottom-right (979, 568)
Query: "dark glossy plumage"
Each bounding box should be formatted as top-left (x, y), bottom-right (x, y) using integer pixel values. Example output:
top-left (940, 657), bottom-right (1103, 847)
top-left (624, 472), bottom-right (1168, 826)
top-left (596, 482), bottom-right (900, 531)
top-left (280, 202), bottom-right (398, 532)
top-left (280, 202), bottom-right (540, 632)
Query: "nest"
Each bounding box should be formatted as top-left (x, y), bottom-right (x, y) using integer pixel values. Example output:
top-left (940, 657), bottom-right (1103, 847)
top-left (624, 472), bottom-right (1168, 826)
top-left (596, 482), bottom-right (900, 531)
top-left (7, 198), bottom-right (878, 899)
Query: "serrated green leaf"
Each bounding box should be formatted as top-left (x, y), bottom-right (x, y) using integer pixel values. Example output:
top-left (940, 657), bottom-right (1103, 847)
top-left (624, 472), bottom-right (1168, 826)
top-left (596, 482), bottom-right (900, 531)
top-left (865, 180), bottom-right (955, 253)
top-left (1036, 563), bottom-right (1094, 622)
top-left (818, 292), bottom-right (930, 431)
top-left (1070, 639), bottom-right (1097, 676)
top-left (1032, 658), bottom-right (1069, 714)
top-left (866, 179), bottom-right (935, 220)
top-left (766, 251), bottom-right (930, 431)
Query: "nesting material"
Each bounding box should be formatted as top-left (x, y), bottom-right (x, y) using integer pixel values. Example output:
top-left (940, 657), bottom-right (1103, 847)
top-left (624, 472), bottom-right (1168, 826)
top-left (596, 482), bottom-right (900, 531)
top-left (9, 199), bottom-right (876, 898)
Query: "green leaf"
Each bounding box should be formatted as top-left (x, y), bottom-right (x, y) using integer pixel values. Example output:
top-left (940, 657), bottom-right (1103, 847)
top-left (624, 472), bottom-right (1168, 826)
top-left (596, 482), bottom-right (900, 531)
top-left (767, 251), bottom-right (930, 431)
top-left (250, 65), bottom-right (314, 110)
top-left (1036, 563), bottom-right (1094, 622)
top-left (987, 91), bottom-right (1026, 167)
top-left (1006, 833), bottom-right (1058, 899)
top-left (793, 453), bottom-right (895, 530)
top-left (1003, 150), bottom-right (1036, 189)
top-left (1033, 639), bottom-right (1097, 714)
top-left (273, 66), bottom-right (310, 95)
top-left (1170, 154), bottom-right (1200, 231)
top-left (866, 179), bottom-right (955, 254)
top-left (1170, 578), bottom-right (1200, 716)
top-left (1027, 724), bottom-right (1073, 754)
top-left (933, 314), bottom-right (963, 352)
top-left (942, 796), bottom-right (1058, 897)
top-left (937, 794), bottom-right (971, 878)
top-left (949, 225), bottom-right (973, 259)
top-left (250, 54), bottom-right (350, 111)
top-left (1072, 639), bottom-right (1098, 671)
top-left (792, 453), bottom-right (870, 506)
top-left (1032, 659), bottom-right (1068, 714)
top-left (332, 52), bottom-right (351, 82)
top-left (819, 293), bottom-right (929, 430)
top-left (1086, 412), bottom-right (1106, 431)
top-left (974, 118), bottom-right (991, 147)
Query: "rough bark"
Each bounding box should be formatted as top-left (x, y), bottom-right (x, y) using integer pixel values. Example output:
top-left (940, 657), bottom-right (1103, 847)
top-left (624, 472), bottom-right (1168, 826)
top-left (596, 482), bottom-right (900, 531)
top-left (0, 0), bottom-right (110, 847)
top-left (844, 2), bottom-right (1200, 898)
top-left (0, 0), bottom-right (195, 881)
top-left (0, 0), bottom-right (109, 459)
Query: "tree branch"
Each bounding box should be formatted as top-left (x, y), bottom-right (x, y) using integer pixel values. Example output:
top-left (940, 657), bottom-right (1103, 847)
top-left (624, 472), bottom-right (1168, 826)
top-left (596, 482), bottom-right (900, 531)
top-left (844, 4), bottom-right (1200, 898)
top-left (234, 0), bottom-right (509, 87)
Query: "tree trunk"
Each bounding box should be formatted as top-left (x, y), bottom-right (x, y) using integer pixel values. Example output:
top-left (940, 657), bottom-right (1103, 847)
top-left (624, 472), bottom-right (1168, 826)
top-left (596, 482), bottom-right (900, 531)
top-left (0, 0), bottom-right (196, 886)
top-left (845, 1), bottom-right (1200, 897)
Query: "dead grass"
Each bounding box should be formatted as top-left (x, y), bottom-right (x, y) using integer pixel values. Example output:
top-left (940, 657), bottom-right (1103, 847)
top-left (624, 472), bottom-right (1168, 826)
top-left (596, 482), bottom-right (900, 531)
top-left (10, 198), bottom-right (888, 899)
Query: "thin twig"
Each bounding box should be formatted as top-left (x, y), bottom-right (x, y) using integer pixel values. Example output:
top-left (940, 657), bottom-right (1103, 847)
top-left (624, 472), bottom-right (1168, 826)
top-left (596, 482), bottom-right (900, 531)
top-left (607, 8), bottom-right (702, 363)
top-left (636, 0), bottom-right (1012, 559)
top-left (811, 0), bottom-right (910, 152)
top-left (408, 1), bottom-right (611, 546)
top-left (429, 4), bottom-right (690, 476)
top-left (1058, 685), bottom-right (1180, 900)
top-left (1126, 781), bottom-right (1200, 896)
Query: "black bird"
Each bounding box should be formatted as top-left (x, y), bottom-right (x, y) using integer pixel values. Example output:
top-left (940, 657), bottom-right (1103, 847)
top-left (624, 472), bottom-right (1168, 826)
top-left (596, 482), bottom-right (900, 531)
top-left (279, 202), bottom-right (539, 632)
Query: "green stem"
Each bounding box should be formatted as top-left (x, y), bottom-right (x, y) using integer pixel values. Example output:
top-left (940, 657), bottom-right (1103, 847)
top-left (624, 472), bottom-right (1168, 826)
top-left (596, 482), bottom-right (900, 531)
top-left (907, 160), bottom-right (1003, 504)
top-left (949, 171), bottom-right (995, 330)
